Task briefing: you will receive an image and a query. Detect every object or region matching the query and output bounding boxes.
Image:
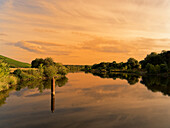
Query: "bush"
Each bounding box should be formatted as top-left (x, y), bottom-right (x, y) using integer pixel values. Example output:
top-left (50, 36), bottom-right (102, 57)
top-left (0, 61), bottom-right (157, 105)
top-left (0, 61), bottom-right (10, 77)
top-left (7, 76), bottom-right (18, 85)
top-left (13, 69), bottom-right (22, 77)
top-left (20, 69), bottom-right (42, 80)
top-left (0, 82), bottom-right (9, 91)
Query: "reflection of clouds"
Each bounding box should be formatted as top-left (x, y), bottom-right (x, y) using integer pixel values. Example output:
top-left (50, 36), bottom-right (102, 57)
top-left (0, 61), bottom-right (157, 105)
top-left (1, 73), bottom-right (170, 128)
top-left (11, 88), bottom-right (36, 97)
top-left (71, 84), bottom-right (160, 102)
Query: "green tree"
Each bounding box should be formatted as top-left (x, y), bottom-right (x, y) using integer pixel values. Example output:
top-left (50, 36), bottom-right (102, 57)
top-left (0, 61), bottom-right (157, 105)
top-left (38, 64), bottom-right (44, 76)
top-left (31, 58), bottom-right (44, 68)
top-left (44, 66), bottom-right (57, 78)
top-left (127, 58), bottom-right (140, 69)
top-left (146, 63), bottom-right (156, 74)
top-left (160, 64), bottom-right (168, 73)
top-left (155, 65), bottom-right (160, 73)
top-left (44, 57), bottom-right (55, 67)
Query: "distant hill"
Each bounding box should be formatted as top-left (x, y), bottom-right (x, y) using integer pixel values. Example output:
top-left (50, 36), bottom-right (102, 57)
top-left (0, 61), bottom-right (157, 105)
top-left (0, 55), bottom-right (31, 68)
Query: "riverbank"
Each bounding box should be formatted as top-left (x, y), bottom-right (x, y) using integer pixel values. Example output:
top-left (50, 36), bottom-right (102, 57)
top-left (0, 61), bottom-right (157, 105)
top-left (87, 69), bottom-right (170, 77)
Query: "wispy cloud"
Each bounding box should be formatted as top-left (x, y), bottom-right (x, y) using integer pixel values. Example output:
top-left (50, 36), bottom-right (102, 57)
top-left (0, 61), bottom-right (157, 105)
top-left (0, 0), bottom-right (170, 64)
top-left (0, 33), bottom-right (7, 36)
top-left (7, 41), bottom-right (71, 55)
top-left (33, 28), bottom-right (58, 33)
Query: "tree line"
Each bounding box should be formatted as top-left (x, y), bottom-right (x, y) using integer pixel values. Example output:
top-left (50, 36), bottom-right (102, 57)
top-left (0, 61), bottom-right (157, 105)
top-left (84, 50), bottom-right (170, 74)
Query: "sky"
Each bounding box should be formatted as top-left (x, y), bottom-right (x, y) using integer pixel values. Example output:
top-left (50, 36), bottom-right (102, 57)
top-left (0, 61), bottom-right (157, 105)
top-left (0, 0), bottom-right (170, 65)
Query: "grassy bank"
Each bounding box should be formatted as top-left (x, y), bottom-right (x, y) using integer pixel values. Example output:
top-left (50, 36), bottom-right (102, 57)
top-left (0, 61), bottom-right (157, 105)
top-left (0, 55), bottom-right (31, 68)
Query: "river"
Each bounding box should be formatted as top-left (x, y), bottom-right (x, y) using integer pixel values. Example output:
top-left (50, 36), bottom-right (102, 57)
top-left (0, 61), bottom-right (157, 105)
top-left (0, 72), bottom-right (170, 128)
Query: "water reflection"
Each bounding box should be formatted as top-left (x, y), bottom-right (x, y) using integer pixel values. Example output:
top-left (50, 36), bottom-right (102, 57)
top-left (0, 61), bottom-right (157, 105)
top-left (91, 72), bottom-right (170, 96)
top-left (141, 75), bottom-right (170, 96)
top-left (51, 77), bottom-right (55, 113)
top-left (0, 77), bottom-right (68, 107)
top-left (92, 72), bottom-right (141, 85)
top-left (0, 72), bottom-right (170, 128)
top-left (0, 86), bottom-right (15, 106)
top-left (51, 93), bottom-right (55, 113)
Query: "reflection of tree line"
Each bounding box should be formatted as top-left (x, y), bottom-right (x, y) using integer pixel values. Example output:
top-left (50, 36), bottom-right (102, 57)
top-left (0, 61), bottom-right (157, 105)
top-left (92, 72), bottom-right (140, 85)
top-left (16, 77), bottom-right (68, 92)
top-left (0, 73), bottom-right (170, 108)
top-left (91, 72), bottom-right (170, 96)
top-left (0, 77), bottom-right (68, 106)
top-left (0, 86), bottom-right (16, 106)
top-left (141, 76), bottom-right (170, 96)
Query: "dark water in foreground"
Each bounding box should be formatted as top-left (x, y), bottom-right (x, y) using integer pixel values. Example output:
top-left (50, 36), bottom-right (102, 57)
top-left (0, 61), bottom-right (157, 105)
top-left (0, 72), bottom-right (170, 128)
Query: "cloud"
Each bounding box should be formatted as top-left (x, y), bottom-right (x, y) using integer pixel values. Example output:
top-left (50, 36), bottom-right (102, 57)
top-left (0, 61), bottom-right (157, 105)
top-left (7, 41), bottom-right (71, 55)
top-left (0, 33), bottom-right (7, 36)
top-left (76, 35), bottom-right (170, 59)
top-left (0, 39), bottom-right (4, 41)
top-left (33, 28), bottom-right (58, 33)
top-left (0, 0), bottom-right (170, 64)
top-left (80, 38), bottom-right (130, 53)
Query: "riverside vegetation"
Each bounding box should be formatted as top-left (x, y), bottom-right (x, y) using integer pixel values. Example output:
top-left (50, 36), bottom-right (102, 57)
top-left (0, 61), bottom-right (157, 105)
top-left (0, 50), bottom-right (169, 93)
top-left (0, 57), bottom-right (68, 92)
top-left (84, 51), bottom-right (170, 76)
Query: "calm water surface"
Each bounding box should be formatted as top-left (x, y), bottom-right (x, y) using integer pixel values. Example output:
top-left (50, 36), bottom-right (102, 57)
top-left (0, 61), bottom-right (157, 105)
top-left (0, 72), bottom-right (170, 128)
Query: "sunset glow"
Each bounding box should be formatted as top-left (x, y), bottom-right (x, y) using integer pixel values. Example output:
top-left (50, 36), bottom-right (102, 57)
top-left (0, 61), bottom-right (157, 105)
top-left (0, 0), bottom-right (170, 64)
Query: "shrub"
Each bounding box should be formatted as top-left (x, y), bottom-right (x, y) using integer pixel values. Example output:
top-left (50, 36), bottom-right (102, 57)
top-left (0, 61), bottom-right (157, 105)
top-left (7, 76), bottom-right (18, 85)
top-left (0, 82), bottom-right (9, 91)
top-left (13, 69), bottom-right (22, 77)
top-left (0, 61), bottom-right (10, 77)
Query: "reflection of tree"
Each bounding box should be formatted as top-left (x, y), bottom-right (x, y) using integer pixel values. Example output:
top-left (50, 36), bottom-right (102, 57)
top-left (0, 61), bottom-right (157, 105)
top-left (56, 77), bottom-right (68, 87)
top-left (0, 86), bottom-right (15, 106)
top-left (0, 77), bottom-right (68, 107)
top-left (92, 72), bottom-right (140, 85)
top-left (0, 90), bottom-right (9, 106)
top-left (16, 79), bottom-right (43, 91)
top-left (140, 76), bottom-right (170, 96)
top-left (16, 77), bottom-right (68, 92)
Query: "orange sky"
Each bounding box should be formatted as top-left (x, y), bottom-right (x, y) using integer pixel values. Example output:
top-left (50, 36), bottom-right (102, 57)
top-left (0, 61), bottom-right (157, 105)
top-left (0, 0), bottom-right (170, 65)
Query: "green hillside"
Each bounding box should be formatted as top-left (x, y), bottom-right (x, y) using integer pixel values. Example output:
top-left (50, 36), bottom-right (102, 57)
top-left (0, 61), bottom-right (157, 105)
top-left (0, 55), bottom-right (31, 68)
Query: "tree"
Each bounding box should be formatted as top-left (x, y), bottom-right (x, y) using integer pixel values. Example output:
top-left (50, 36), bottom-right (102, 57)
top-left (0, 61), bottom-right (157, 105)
top-left (146, 63), bottom-right (156, 74)
top-left (38, 64), bottom-right (44, 76)
top-left (155, 65), bottom-right (160, 73)
top-left (44, 57), bottom-right (55, 67)
top-left (31, 58), bottom-right (44, 68)
top-left (160, 64), bottom-right (168, 73)
top-left (44, 66), bottom-right (57, 78)
top-left (31, 57), bottom-right (56, 68)
top-left (127, 58), bottom-right (140, 69)
top-left (140, 51), bottom-right (169, 69)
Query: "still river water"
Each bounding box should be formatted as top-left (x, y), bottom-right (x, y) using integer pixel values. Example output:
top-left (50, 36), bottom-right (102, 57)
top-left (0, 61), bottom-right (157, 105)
top-left (0, 72), bottom-right (170, 128)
